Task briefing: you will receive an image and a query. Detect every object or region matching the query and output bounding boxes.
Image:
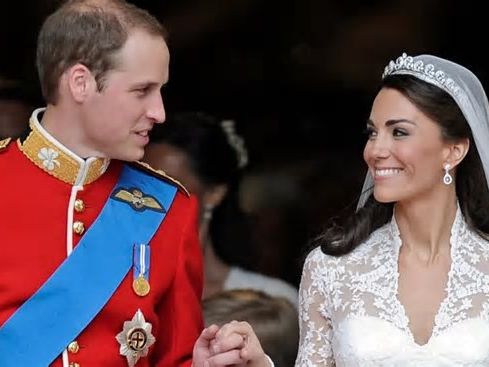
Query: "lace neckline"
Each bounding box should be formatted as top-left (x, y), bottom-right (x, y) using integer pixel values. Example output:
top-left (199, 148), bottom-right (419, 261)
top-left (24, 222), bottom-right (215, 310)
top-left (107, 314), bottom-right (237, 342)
top-left (388, 203), bottom-right (464, 252)
top-left (388, 204), bottom-right (464, 346)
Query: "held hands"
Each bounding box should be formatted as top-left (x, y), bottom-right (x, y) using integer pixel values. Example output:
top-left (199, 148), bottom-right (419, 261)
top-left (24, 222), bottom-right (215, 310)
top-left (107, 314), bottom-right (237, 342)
top-left (192, 321), bottom-right (272, 367)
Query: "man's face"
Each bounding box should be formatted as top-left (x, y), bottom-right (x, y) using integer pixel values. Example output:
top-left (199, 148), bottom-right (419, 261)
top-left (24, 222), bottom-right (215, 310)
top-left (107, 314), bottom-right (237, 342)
top-left (81, 30), bottom-right (169, 161)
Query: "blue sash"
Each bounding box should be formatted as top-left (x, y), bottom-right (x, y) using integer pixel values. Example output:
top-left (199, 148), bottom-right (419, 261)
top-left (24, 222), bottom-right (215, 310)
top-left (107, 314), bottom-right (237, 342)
top-left (0, 164), bottom-right (177, 366)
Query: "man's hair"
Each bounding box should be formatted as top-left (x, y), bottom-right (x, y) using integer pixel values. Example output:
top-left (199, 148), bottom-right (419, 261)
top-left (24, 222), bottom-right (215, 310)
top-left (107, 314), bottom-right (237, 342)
top-left (203, 289), bottom-right (299, 367)
top-left (36, 0), bottom-right (167, 104)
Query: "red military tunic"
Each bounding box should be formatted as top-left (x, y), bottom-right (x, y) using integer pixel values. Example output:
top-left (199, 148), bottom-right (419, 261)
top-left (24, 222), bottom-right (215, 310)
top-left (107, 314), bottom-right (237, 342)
top-left (0, 113), bottom-right (203, 366)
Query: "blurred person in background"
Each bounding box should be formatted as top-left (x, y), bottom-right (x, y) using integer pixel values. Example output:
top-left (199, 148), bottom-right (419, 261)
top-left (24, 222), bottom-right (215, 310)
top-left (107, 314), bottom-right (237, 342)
top-left (144, 111), bottom-right (298, 307)
top-left (0, 76), bottom-right (36, 139)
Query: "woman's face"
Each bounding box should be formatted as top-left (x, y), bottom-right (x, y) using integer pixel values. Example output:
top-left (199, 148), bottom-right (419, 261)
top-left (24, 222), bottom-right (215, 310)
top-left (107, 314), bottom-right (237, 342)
top-left (143, 142), bottom-right (207, 202)
top-left (143, 142), bottom-right (228, 246)
top-left (363, 87), bottom-right (451, 204)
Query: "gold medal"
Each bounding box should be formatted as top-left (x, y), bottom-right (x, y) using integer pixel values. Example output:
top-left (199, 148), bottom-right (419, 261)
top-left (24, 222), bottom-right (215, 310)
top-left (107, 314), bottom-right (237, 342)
top-left (132, 275), bottom-right (150, 297)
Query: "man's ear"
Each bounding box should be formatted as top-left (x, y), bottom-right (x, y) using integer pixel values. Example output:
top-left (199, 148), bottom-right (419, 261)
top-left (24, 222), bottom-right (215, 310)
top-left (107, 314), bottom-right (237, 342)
top-left (63, 63), bottom-right (97, 103)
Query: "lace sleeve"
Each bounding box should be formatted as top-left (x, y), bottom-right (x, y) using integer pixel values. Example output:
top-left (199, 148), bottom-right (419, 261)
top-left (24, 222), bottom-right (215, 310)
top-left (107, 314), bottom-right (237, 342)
top-left (295, 248), bottom-right (335, 366)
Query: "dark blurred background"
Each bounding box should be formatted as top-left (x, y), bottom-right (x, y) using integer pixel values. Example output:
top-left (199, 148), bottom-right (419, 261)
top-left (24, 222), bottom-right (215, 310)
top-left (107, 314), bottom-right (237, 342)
top-left (0, 0), bottom-right (486, 287)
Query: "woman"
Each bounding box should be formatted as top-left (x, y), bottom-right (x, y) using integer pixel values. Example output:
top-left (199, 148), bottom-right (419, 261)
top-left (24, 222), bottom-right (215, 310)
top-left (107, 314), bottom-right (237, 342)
top-left (197, 53), bottom-right (489, 367)
top-left (296, 53), bottom-right (489, 365)
top-left (143, 112), bottom-right (298, 306)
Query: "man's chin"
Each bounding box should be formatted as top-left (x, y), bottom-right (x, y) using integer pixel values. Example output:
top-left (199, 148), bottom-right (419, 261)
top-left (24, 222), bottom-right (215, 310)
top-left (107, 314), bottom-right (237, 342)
top-left (112, 150), bottom-right (145, 162)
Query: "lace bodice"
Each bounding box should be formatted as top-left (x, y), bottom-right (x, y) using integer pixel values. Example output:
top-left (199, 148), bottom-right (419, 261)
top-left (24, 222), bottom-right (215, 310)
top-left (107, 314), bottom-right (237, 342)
top-left (296, 208), bottom-right (489, 366)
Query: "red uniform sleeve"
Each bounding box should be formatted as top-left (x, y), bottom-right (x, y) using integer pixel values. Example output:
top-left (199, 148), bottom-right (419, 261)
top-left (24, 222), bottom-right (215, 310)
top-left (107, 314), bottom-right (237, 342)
top-left (153, 195), bottom-right (204, 367)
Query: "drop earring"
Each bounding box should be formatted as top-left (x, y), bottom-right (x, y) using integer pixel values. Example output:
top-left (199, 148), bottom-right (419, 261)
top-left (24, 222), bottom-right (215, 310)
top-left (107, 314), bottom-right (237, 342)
top-left (202, 205), bottom-right (214, 221)
top-left (443, 163), bottom-right (453, 185)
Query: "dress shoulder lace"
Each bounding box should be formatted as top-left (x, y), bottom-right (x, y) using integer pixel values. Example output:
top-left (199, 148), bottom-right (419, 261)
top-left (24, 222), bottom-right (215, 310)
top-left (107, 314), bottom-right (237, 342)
top-left (296, 208), bottom-right (489, 366)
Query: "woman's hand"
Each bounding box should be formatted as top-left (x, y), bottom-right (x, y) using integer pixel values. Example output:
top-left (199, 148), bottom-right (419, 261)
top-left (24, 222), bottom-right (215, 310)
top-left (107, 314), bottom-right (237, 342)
top-left (192, 321), bottom-right (272, 367)
top-left (211, 320), bottom-right (271, 367)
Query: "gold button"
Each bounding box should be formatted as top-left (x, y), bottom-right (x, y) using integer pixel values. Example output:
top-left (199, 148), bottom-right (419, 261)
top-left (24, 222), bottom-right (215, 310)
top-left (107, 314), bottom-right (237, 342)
top-left (73, 221), bottom-right (85, 235)
top-left (69, 363), bottom-right (80, 367)
top-left (74, 199), bottom-right (85, 213)
top-left (68, 341), bottom-right (80, 354)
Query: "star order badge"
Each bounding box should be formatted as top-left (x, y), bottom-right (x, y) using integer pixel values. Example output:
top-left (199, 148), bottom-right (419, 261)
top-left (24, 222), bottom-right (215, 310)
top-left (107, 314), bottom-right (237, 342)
top-left (116, 309), bottom-right (156, 367)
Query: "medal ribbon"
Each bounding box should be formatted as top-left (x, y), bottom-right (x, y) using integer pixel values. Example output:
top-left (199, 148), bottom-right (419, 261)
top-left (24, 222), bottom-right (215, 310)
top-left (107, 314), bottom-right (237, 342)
top-left (133, 243), bottom-right (150, 280)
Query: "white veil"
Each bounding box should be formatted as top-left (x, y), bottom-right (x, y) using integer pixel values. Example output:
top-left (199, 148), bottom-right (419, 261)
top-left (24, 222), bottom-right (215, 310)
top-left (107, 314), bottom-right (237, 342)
top-left (357, 53), bottom-right (489, 208)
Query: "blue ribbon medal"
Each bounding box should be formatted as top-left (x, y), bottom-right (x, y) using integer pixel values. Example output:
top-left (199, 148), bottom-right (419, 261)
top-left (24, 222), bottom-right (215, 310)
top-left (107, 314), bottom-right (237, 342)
top-left (132, 243), bottom-right (151, 297)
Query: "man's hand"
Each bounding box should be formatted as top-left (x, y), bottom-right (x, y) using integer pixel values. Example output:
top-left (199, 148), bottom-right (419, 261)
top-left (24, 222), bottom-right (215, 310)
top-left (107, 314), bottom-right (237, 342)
top-left (192, 321), bottom-right (272, 367)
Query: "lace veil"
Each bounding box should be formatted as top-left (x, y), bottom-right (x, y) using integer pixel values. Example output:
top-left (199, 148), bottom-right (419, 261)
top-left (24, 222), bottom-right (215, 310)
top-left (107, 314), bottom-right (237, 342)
top-left (357, 53), bottom-right (489, 208)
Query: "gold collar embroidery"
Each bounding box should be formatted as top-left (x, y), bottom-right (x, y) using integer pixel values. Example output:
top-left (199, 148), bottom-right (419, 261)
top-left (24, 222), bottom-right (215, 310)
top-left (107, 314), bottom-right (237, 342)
top-left (19, 108), bottom-right (110, 186)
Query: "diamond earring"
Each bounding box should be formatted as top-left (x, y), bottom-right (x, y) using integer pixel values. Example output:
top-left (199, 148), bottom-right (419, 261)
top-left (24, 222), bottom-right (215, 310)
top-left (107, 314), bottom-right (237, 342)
top-left (202, 205), bottom-right (214, 221)
top-left (443, 163), bottom-right (453, 185)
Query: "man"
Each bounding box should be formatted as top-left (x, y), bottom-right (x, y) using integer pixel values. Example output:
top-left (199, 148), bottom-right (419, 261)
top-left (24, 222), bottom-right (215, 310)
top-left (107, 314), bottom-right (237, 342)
top-left (0, 1), bottom-right (209, 366)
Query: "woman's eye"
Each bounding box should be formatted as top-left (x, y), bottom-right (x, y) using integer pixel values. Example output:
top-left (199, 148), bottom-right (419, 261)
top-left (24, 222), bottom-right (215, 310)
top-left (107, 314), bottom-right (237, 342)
top-left (364, 127), bottom-right (377, 139)
top-left (393, 128), bottom-right (408, 137)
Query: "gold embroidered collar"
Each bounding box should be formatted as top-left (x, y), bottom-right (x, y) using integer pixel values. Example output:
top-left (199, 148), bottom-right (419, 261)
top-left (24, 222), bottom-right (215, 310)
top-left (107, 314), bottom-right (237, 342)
top-left (19, 108), bottom-right (110, 186)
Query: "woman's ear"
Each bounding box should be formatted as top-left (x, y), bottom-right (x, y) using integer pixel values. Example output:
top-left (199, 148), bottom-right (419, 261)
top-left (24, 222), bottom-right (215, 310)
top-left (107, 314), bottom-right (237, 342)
top-left (444, 138), bottom-right (470, 169)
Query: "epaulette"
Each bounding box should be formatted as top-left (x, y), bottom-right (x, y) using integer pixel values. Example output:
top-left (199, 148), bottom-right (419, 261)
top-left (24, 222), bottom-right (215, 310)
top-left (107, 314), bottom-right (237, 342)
top-left (130, 161), bottom-right (190, 196)
top-left (0, 137), bottom-right (12, 152)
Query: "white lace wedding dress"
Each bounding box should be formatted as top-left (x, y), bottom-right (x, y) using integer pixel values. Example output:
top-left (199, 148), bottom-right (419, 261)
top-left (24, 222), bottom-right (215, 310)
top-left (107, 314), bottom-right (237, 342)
top-left (296, 208), bottom-right (489, 366)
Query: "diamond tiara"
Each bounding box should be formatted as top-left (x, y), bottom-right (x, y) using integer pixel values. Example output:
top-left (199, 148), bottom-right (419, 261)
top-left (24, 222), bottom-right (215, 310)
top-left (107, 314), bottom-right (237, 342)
top-left (382, 53), bottom-right (468, 103)
top-left (221, 119), bottom-right (248, 169)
